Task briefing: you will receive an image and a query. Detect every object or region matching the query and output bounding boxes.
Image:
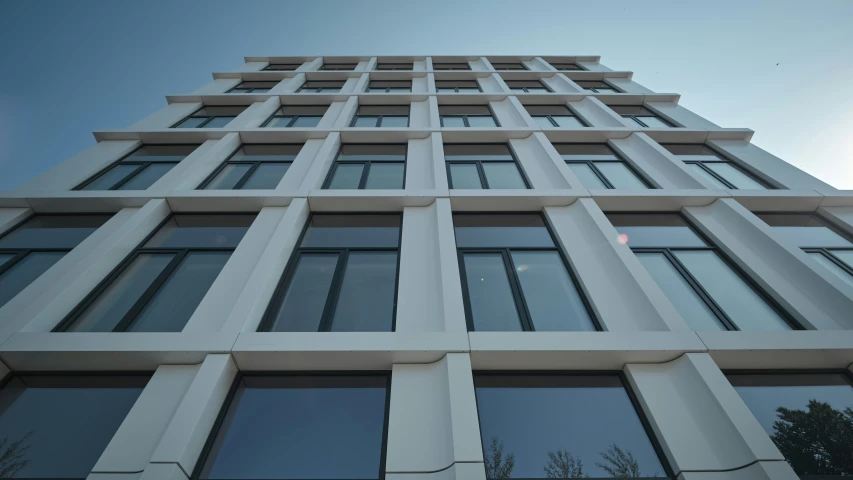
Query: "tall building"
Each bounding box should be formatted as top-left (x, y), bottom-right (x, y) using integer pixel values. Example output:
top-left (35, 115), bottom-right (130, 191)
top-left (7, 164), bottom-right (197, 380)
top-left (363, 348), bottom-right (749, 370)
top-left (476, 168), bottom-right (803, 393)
top-left (0, 55), bottom-right (851, 480)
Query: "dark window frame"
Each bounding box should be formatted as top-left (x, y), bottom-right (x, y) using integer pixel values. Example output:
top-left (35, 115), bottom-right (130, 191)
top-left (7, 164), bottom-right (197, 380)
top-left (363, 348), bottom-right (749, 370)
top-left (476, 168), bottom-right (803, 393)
top-left (366, 81), bottom-right (412, 93)
top-left (550, 62), bottom-right (587, 71)
top-left (260, 105), bottom-right (328, 128)
top-left (226, 81), bottom-right (279, 94)
top-left (258, 213), bottom-right (404, 333)
top-left (191, 371), bottom-right (393, 480)
top-left (472, 370), bottom-right (674, 480)
top-left (612, 212), bottom-right (802, 331)
top-left (320, 63), bottom-right (358, 71)
top-left (556, 143), bottom-right (653, 189)
top-left (74, 144), bottom-right (197, 191)
top-left (576, 79), bottom-right (623, 93)
top-left (263, 63), bottom-right (302, 71)
top-left (172, 106), bottom-right (244, 128)
top-left (432, 62), bottom-right (471, 71)
top-left (349, 107), bottom-right (411, 128)
top-left (662, 144), bottom-right (773, 190)
top-left (435, 80), bottom-right (482, 93)
top-left (297, 81), bottom-right (345, 93)
top-left (505, 80), bottom-right (552, 93)
top-left (489, 62), bottom-right (529, 71)
top-left (454, 212), bottom-right (599, 332)
top-left (757, 211), bottom-right (853, 278)
top-left (444, 144), bottom-right (531, 190)
top-left (54, 213), bottom-right (253, 333)
top-left (322, 145), bottom-right (408, 190)
top-left (439, 104), bottom-right (501, 128)
top-left (198, 145), bottom-right (301, 190)
top-left (375, 63), bottom-right (413, 71)
top-left (612, 105), bottom-right (676, 128)
top-left (527, 105), bottom-right (589, 128)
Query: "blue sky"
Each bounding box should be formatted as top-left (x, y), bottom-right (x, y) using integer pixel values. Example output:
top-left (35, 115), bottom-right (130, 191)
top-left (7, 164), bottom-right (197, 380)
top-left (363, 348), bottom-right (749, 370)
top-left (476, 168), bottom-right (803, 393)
top-left (1, 0), bottom-right (852, 190)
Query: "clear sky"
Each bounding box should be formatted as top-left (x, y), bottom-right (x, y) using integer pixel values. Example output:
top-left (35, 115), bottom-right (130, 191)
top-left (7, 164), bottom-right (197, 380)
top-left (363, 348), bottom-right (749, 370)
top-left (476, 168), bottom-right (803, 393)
top-left (1, 0), bottom-right (852, 190)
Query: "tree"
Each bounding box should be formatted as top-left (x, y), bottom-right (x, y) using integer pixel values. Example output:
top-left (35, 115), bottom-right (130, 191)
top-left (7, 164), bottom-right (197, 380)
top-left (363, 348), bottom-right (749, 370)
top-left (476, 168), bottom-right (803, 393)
top-left (484, 436), bottom-right (515, 479)
top-left (0, 432), bottom-right (31, 479)
top-left (544, 449), bottom-right (588, 478)
top-left (596, 444), bottom-right (640, 478)
top-left (770, 400), bottom-right (853, 476)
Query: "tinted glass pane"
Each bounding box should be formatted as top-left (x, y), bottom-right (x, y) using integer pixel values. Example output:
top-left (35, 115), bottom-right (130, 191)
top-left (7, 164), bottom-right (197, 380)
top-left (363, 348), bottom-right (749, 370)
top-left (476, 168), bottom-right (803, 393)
top-left (441, 116), bottom-right (466, 127)
top-left (0, 215), bottom-right (109, 249)
top-left (769, 227), bottom-right (852, 248)
top-left (269, 254), bottom-right (339, 332)
top-left (330, 252), bottom-right (397, 332)
top-left (551, 116), bottom-right (585, 128)
top-left (117, 163), bottom-right (175, 190)
top-left (475, 376), bottom-right (668, 478)
top-left (365, 163), bottom-right (404, 189)
top-left (265, 116), bottom-right (294, 128)
top-left (467, 116), bottom-right (498, 127)
top-left (0, 253), bottom-right (13, 268)
top-left (236, 145), bottom-right (302, 161)
top-left (810, 252), bottom-right (853, 289)
top-left (674, 250), bottom-right (790, 331)
top-left (300, 215), bottom-right (401, 248)
top-left (449, 164), bottom-right (483, 189)
top-left (567, 163), bottom-right (608, 189)
top-left (636, 253), bottom-right (724, 331)
top-left (511, 251), bottom-right (593, 331)
top-left (705, 163), bottom-right (767, 189)
top-left (353, 116), bottom-right (378, 127)
top-left (637, 116), bottom-right (671, 128)
top-left (596, 162), bottom-right (648, 189)
top-left (328, 163), bottom-right (365, 189)
top-left (533, 116), bottom-right (555, 128)
top-left (291, 116), bottom-right (321, 127)
top-left (379, 116), bottom-right (408, 128)
top-left (454, 215), bottom-right (554, 248)
top-left (832, 250), bottom-right (853, 270)
top-left (128, 251), bottom-right (230, 332)
top-left (688, 163), bottom-right (729, 188)
top-left (127, 145), bottom-right (197, 161)
top-left (463, 253), bottom-right (522, 331)
top-left (240, 163), bottom-right (290, 189)
top-left (338, 145), bottom-right (407, 161)
top-left (204, 116), bottom-right (235, 128)
top-left (729, 374), bottom-right (853, 477)
top-left (175, 117), bottom-right (207, 128)
top-left (482, 163), bottom-right (526, 189)
top-left (0, 252), bottom-right (65, 307)
top-left (205, 164), bottom-right (252, 190)
top-left (144, 215), bottom-right (254, 249)
top-left (608, 214), bottom-right (707, 248)
top-left (199, 376), bottom-right (388, 480)
top-left (67, 253), bottom-right (174, 332)
top-left (0, 375), bottom-right (147, 480)
top-left (81, 164), bottom-right (139, 190)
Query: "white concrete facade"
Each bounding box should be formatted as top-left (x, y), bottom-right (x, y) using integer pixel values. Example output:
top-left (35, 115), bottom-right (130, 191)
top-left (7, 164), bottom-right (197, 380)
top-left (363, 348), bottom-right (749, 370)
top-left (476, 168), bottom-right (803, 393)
top-left (1, 55), bottom-right (852, 480)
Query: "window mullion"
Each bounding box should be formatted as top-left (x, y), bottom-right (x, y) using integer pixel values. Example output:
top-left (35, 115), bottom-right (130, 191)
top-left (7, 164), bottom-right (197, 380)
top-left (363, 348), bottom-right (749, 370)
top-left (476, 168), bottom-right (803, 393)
top-left (109, 163), bottom-right (149, 190)
top-left (822, 249), bottom-right (853, 276)
top-left (698, 162), bottom-right (737, 189)
top-left (112, 249), bottom-right (188, 332)
top-left (502, 248), bottom-right (534, 331)
top-left (358, 162), bottom-right (372, 189)
top-left (663, 248), bottom-right (737, 331)
top-left (198, 117), bottom-right (214, 128)
top-left (317, 250), bottom-right (349, 332)
top-left (588, 162), bottom-right (615, 189)
top-left (476, 162), bottom-right (489, 189)
top-left (233, 162), bottom-right (263, 190)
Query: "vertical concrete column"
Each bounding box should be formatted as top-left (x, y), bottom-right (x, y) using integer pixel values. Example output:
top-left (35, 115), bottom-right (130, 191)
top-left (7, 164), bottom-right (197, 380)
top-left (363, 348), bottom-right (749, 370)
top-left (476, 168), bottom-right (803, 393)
top-left (91, 364), bottom-right (198, 478)
top-left (489, 98), bottom-right (527, 128)
top-left (625, 353), bottom-right (795, 478)
top-left (396, 199), bottom-right (466, 332)
top-left (684, 198), bottom-right (853, 330)
top-left (425, 72), bottom-right (437, 93)
top-left (542, 74), bottom-right (583, 93)
top-left (157, 134), bottom-right (242, 191)
top-left (361, 57), bottom-right (377, 71)
top-left (545, 199), bottom-right (685, 331)
top-left (412, 59), bottom-right (427, 71)
top-left (477, 73), bottom-right (505, 94)
top-left (509, 133), bottom-right (572, 189)
top-left (707, 140), bottom-right (834, 190)
top-left (276, 138), bottom-right (325, 192)
top-left (298, 132), bottom-right (342, 190)
top-left (405, 137), bottom-right (438, 190)
top-left (16, 200), bottom-right (171, 334)
top-left (411, 76), bottom-right (429, 94)
top-left (646, 102), bottom-right (719, 130)
top-left (384, 354), bottom-right (485, 479)
top-left (0, 208), bottom-right (31, 233)
top-left (191, 78), bottom-right (241, 95)
top-left (268, 74), bottom-right (305, 94)
top-left (409, 100), bottom-right (430, 129)
top-left (609, 133), bottom-right (709, 189)
top-left (506, 96), bottom-right (539, 129)
top-left (425, 57), bottom-right (434, 70)
top-left (227, 97), bottom-right (279, 129)
top-left (430, 132), bottom-right (449, 189)
top-left (343, 75), bottom-right (366, 94)
top-left (220, 199), bottom-right (309, 333)
top-left (572, 96), bottom-right (628, 128)
top-left (427, 96), bottom-right (441, 129)
top-left (332, 97), bottom-right (359, 129)
top-left (144, 354), bottom-right (238, 480)
top-left (298, 58), bottom-right (322, 71)
top-left (129, 102), bottom-right (202, 131)
top-left (12, 141), bottom-right (141, 193)
top-left (527, 57), bottom-right (551, 70)
top-left (472, 57), bottom-right (490, 71)
top-left (531, 132), bottom-right (586, 189)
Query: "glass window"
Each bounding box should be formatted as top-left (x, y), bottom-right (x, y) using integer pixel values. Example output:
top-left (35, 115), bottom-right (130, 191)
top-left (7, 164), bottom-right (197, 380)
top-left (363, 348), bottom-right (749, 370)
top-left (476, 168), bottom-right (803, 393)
top-left (59, 214), bottom-right (254, 332)
top-left (0, 374), bottom-right (148, 480)
top-left (809, 252), bottom-right (853, 288)
top-left (439, 105), bottom-right (497, 127)
top-left (555, 144), bottom-right (650, 189)
top-left (261, 215), bottom-right (401, 332)
top-left (575, 80), bottom-right (620, 93)
top-left (228, 81), bottom-right (279, 93)
top-left (263, 105), bottom-right (327, 128)
top-left (376, 62), bottom-right (413, 70)
top-left (445, 144), bottom-right (527, 189)
top-left (475, 375), bottom-right (669, 479)
top-left (198, 375), bottom-right (389, 480)
top-left (525, 105), bottom-right (586, 128)
top-left (201, 144), bottom-right (301, 190)
top-left (173, 106), bottom-right (245, 128)
top-left (78, 145), bottom-right (198, 191)
top-left (366, 80), bottom-right (411, 92)
top-left (661, 144), bottom-right (768, 189)
top-left (705, 163), bottom-right (768, 189)
top-left (0, 215), bottom-right (110, 307)
top-left (435, 80), bottom-right (480, 92)
top-left (324, 145), bottom-right (407, 190)
top-left (609, 213), bottom-right (795, 331)
top-left (320, 63), bottom-right (358, 71)
top-left (264, 63), bottom-right (302, 71)
top-left (298, 81), bottom-right (345, 93)
top-left (610, 105), bottom-right (674, 128)
top-left (550, 62), bottom-right (585, 71)
top-left (490, 62), bottom-right (527, 70)
top-left (433, 62), bottom-right (471, 70)
top-left (455, 214), bottom-right (594, 331)
top-left (350, 105), bottom-right (409, 127)
top-left (729, 373), bottom-right (853, 477)
top-left (505, 80), bottom-right (550, 93)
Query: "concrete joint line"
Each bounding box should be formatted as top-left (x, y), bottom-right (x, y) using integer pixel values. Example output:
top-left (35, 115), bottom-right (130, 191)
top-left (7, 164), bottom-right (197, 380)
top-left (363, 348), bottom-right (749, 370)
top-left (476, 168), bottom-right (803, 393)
top-left (386, 460), bottom-right (483, 475)
top-left (678, 458), bottom-right (790, 475)
top-left (150, 461), bottom-right (191, 479)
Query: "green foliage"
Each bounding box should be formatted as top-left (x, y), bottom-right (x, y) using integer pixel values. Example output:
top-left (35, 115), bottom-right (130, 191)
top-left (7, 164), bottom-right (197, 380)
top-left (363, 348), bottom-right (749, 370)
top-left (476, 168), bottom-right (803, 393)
top-left (485, 436), bottom-right (515, 479)
top-left (596, 444), bottom-right (640, 478)
top-left (544, 449), bottom-right (588, 478)
top-left (770, 400), bottom-right (853, 476)
top-left (0, 432), bottom-right (31, 479)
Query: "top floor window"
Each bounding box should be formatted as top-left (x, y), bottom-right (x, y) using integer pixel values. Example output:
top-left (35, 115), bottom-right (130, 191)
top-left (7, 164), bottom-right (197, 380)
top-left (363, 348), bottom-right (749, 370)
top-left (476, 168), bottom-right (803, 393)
top-left (263, 63), bottom-right (301, 71)
top-left (433, 62), bottom-right (470, 70)
top-left (525, 105), bottom-right (586, 128)
top-left (436, 80), bottom-right (481, 93)
top-left (173, 106), bottom-right (246, 129)
top-left (367, 80), bottom-right (412, 93)
top-left (661, 144), bottom-right (769, 190)
top-left (76, 144), bottom-right (198, 191)
top-left (609, 213), bottom-right (796, 331)
top-left (376, 62), bottom-right (413, 70)
top-left (297, 81), bottom-right (345, 93)
top-left (555, 143), bottom-right (651, 189)
top-left (610, 105), bottom-right (675, 128)
top-left (262, 105), bottom-right (328, 128)
top-left (321, 63), bottom-right (358, 71)
top-left (506, 80), bottom-right (551, 93)
top-left (0, 214), bottom-right (110, 307)
top-left (550, 62), bottom-right (585, 71)
top-left (576, 80), bottom-right (620, 93)
top-left (227, 81), bottom-right (279, 93)
top-left (439, 105), bottom-right (498, 127)
top-left (490, 62), bottom-right (527, 70)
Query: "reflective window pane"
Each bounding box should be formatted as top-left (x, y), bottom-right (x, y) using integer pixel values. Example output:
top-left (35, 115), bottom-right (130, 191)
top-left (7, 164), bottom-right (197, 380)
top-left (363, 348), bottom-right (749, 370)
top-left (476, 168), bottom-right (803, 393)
top-left (265, 116), bottom-right (294, 128)
top-left (0, 375), bottom-right (147, 480)
top-left (482, 162), bottom-right (526, 189)
top-left (291, 116), bottom-right (321, 127)
top-left (330, 252), bottom-right (397, 332)
top-left (81, 164), bottom-right (139, 190)
top-left (240, 163), bottom-right (290, 189)
top-left (533, 116), bottom-right (554, 128)
top-left (551, 116), bottom-right (585, 128)
top-left (0, 215), bottom-right (109, 249)
top-left (454, 214), bottom-right (554, 248)
top-left (475, 375), bottom-right (668, 478)
top-left (729, 373), bottom-right (853, 477)
top-left (467, 116), bottom-right (498, 127)
top-left (809, 252), bottom-right (853, 289)
top-left (328, 163), bottom-right (365, 189)
top-left (832, 250), bottom-right (853, 271)
top-left (353, 116), bottom-right (378, 127)
top-left (757, 214), bottom-right (853, 248)
top-left (636, 116), bottom-right (671, 128)
top-left (0, 253), bottom-right (13, 268)
top-left (128, 251), bottom-right (231, 332)
top-left (674, 250), bottom-right (790, 330)
top-left (608, 214), bottom-right (707, 248)
top-left (567, 163), bottom-right (607, 189)
top-left (688, 163), bottom-right (729, 188)
top-left (144, 215), bottom-right (254, 249)
top-left (67, 253), bottom-right (175, 332)
top-left (0, 252), bottom-right (66, 307)
top-left (116, 163), bottom-right (175, 190)
top-left (463, 253), bottom-right (523, 331)
top-left (203, 116), bottom-right (235, 128)
top-left (269, 254), bottom-right (339, 332)
top-left (300, 215), bottom-right (402, 248)
top-left (511, 251), bottom-right (593, 331)
top-left (205, 164), bottom-right (252, 190)
top-left (379, 116), bottom-right (408, 128)
top-left (441, 116), bottom-right (466, 127)
top-left (175, 117), bottom-right (207, 128)
top-left (636, 253), bottom-right (724, 330)
top-left (364, 163), bottom-right (404, 189)
top-left (596, 162), bottom-right (648, 189)
top-left (199, 376), bottom-right (389, 480)
top-left (126, 145), bottom-right (197, 162)
top-left (705, 163), bottom-right (766, 189)
top-left (449, 164), bottom-right (483, 189)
